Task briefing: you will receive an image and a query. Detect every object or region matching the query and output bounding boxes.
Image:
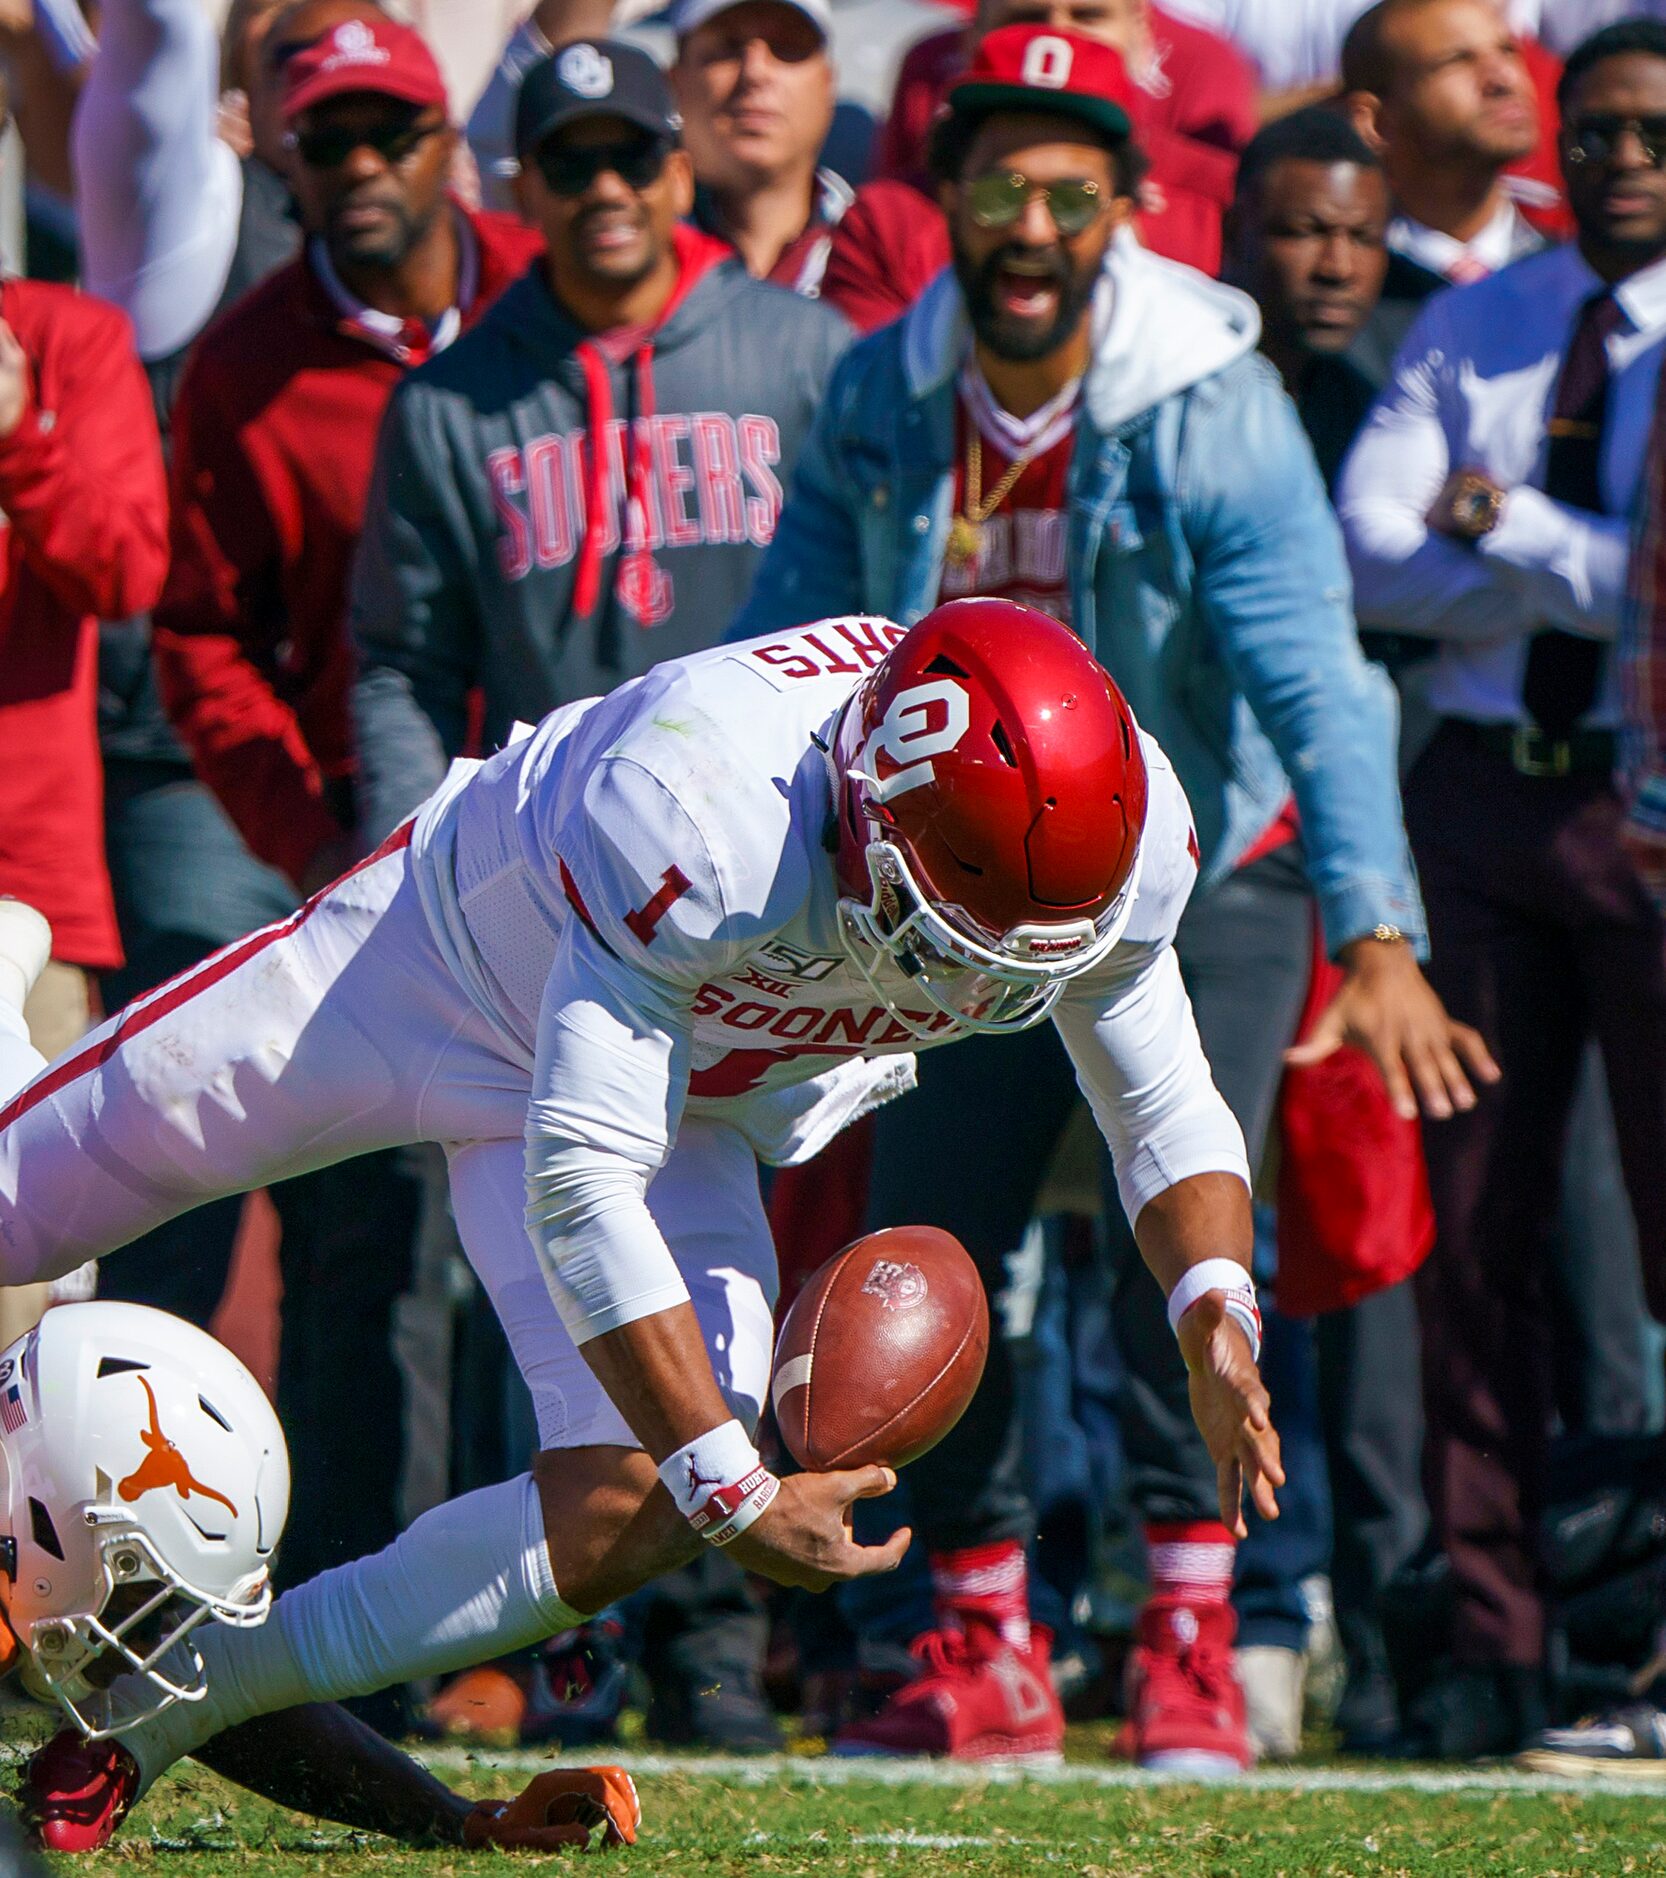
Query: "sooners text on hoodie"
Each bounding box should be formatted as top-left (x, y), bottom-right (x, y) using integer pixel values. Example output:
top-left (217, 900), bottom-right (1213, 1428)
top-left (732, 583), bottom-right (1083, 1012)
top-left (350, 227), bottom-right (851, 846)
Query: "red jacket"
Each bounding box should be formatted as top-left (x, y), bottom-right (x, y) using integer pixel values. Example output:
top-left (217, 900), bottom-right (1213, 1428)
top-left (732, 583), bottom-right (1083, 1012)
top-left (823, 179), bottom-right (953, 335)
top-left (875, 7), bottom-right (1257, 276)
top-left (155, 206), bottom-right (544, 887)
top-left (1506, 35), bottom-right (1574, 243)
top-left (0, 281), bottom-right (168, 969)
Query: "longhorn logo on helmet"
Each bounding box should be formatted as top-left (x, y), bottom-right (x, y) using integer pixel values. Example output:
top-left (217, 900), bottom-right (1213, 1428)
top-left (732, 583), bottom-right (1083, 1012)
top-left (117, 1377), bottom-right (239, 1519)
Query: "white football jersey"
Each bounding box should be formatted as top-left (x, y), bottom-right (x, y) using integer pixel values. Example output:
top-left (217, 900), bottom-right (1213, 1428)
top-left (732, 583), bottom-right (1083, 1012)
top-left (409, 619), bottom-right (1247, 1342)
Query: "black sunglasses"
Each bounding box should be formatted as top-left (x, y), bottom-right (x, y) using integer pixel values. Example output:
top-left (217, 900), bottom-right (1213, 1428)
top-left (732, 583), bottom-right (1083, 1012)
top-left (289, 114), bottom-right (443, 171)
top-left (1565, 113), bottom-right (1666, 169)
top-left (535, 134), bottom-right (671, 197)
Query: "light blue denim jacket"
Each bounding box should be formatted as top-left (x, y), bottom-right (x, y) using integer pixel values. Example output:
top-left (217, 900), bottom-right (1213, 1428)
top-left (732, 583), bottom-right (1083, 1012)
top-left (733, 235), bottom-right (1425, 955)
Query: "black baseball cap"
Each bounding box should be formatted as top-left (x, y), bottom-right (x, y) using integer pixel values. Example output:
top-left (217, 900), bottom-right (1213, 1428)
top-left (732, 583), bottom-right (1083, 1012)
top-left (514, 40), bottom-right (682, 159)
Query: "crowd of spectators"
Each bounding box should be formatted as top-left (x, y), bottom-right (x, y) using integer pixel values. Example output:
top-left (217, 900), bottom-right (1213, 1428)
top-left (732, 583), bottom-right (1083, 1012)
top-left (3, 0), bottom-right (1666, 1780)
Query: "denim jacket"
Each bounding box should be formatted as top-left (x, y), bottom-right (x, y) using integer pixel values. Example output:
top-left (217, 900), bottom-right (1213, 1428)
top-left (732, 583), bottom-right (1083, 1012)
top-left (733, 234), bottom-right (1425, 954)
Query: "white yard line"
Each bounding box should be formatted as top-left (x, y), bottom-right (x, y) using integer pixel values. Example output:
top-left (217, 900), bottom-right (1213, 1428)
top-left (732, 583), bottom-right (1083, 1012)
top-left (414, 1745), bottom-right (1666, 1801)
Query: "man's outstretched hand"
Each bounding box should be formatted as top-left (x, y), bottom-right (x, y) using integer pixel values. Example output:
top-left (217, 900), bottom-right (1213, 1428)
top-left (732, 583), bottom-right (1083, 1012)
top-left (463, 1766), bottom-right (641, 1852)
top-left (728, 1465), bottom-right (910, 1591)
top-left (1178, 1294), bottom-right (1284, 1538)
top-left (1285, 936), bottom-right (1499, 1122)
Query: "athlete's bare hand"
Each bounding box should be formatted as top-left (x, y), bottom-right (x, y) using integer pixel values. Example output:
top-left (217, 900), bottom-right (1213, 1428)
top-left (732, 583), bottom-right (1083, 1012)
top-left (1285, 937), bottom-right (1499, 1122)
top-left (726, 1466), bottom-right (910, 1591)
top-left (1178, 1295), bottom-right (1283, 1538)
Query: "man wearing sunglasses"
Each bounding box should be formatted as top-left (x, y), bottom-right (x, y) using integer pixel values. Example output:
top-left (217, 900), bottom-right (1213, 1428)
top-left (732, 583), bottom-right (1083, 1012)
top-left (737, 20), bottom-right (1487, 1772)
top-left (1341, 17), bottom-right (1666, 1764)
top-left (347, 40), bottom-right (849, 850)
top-left (154, 11), bottom-right (541, 897)
top-left (669, 0), bottom-right (848, 294)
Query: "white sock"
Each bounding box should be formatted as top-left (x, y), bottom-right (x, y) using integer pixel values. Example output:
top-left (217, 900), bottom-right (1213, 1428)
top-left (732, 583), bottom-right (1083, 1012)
top-left (0, 999), bottom-right (45, 1107)
top-left (121, 1473), bottom-right (585, 1791)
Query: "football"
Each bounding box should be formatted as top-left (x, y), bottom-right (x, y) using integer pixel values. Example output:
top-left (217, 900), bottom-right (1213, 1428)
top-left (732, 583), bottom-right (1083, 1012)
top-left (770, 1226), bottom-right (990, 1472)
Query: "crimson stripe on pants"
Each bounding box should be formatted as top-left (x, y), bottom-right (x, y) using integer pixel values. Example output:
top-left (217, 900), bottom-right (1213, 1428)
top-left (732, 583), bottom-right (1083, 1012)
top-left (0, 821), bottom-right (415, 1137)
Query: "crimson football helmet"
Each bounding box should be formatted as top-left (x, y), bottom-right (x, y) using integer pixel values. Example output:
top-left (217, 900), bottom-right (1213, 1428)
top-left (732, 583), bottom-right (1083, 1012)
top-left (830, 599), bottom-right (1148, 1035)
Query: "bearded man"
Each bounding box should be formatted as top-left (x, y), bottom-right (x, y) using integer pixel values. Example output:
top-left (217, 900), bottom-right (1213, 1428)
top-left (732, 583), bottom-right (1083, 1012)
top-left (735, 22), bottom-right (1490, 1771)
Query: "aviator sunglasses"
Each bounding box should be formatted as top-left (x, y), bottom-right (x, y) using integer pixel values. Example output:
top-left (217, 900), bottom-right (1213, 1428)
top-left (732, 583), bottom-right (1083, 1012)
top-left (964, 171), bottom-right (1107, 237)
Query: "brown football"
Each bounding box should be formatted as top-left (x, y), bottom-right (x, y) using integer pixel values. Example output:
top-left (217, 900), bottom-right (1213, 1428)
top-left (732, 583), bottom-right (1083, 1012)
top-left (771, 1226), bottom-right (990, 1471)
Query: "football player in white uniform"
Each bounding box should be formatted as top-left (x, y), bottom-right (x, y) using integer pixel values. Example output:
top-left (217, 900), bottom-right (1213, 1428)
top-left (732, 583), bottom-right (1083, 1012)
top-left (0, 598), bottom-right (1307, 1834)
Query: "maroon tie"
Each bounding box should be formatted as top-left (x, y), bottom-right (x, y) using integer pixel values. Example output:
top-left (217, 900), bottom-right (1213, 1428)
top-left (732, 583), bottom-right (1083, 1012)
top-left (1521, 289), bottom-right (1625, 741)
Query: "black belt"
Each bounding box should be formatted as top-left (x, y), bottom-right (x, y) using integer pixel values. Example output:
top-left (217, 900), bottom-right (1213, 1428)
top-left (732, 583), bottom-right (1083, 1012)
top-left (1446, 719), bottom-right (1615, 778)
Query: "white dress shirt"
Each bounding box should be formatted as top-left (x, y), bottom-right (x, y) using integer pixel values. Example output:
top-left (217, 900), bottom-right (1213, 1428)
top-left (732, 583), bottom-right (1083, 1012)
top-left (1387, 198), bottom-right (1539, 284)
top-left (1337, 244), bottom-right (1666, 729)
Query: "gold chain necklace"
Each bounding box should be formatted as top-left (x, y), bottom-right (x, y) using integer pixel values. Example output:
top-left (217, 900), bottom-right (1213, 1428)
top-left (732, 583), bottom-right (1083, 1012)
top-left (945, 430), bottom-right (1038, 570)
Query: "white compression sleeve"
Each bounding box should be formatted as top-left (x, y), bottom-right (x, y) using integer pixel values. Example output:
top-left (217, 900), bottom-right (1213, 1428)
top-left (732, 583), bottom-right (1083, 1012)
top-left (73, 0), bottom-right (242, 360)
top-left (121, 1474), bottom-right (584, 1793)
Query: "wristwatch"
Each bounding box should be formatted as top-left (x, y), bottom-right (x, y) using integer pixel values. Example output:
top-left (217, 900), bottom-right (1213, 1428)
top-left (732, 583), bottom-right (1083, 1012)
top-left (1448, 473), bottom-right (1505, 540)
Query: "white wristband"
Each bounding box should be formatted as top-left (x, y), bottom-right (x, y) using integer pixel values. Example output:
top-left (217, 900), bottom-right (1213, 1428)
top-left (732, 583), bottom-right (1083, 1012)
top-left (658, 1420), bottom-right (780, 1547)
top-left (1166, 1259), bottom-right (1262, 1363)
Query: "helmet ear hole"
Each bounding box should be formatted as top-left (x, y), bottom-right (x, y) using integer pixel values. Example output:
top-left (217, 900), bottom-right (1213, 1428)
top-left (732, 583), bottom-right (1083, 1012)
top-left (29, 1498), bottom-right (64, 1562)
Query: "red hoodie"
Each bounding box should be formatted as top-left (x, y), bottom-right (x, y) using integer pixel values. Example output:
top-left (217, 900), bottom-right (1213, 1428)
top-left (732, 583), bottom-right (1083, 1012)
top-left (0, 281), bottom-right (168, 969)
top-left (155, 204), bottom-right (543, 888)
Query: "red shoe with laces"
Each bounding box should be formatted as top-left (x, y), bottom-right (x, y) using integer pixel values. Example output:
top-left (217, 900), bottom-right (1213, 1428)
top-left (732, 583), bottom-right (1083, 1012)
top-left (833, 1617), bottom-right (1064, 1761)
top-left (22, 1729), bottom-right (141, 1851)
top-left (1125, 1594), bottom-right (1253, 1776)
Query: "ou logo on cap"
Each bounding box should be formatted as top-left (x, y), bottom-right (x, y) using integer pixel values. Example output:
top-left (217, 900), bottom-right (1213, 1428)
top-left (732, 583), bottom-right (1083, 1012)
top-left (559, 42), bottom-right (614, 98)
top-left (1021, 33), bottom-right (1074, 88)
top-left (333, 17), bottom-right (376, 54)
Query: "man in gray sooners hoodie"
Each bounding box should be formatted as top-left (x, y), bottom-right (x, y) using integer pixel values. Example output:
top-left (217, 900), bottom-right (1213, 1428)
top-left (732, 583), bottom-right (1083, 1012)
top-left (349, 38), bottom-right (849, 842)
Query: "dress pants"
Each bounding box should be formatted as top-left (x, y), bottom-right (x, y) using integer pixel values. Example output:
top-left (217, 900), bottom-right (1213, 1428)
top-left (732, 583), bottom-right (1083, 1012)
top-left (1405, 724), bottom-right (1666, 1666)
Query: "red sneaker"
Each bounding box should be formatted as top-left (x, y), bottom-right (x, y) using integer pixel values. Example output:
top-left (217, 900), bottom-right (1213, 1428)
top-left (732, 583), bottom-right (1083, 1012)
top-left (1125, 1595), bottom-right (1253, 1776)
top-left (834, 1618), bottom-right (1063, 1761)
top-left (22, 1729), bottom-right (141, 1851)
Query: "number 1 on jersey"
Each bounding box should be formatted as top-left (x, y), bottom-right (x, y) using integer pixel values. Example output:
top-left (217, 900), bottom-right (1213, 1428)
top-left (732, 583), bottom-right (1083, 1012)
top-left (625, 867), bottom-right (693, 946)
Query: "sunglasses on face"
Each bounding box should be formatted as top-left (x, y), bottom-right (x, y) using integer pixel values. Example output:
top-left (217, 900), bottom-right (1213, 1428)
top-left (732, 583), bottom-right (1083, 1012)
top-left (288, 114), bottom-right (442, 170)
top-left (1565, 114), bottom-right (1666, 168)
top-left (534, 135), bottom-right (671, 197)
top-left (964, 171), bottom-right (1106, 237)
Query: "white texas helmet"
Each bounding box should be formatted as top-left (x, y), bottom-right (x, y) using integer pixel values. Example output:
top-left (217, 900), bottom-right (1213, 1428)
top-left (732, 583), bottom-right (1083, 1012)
top-left (0, 1302), bottom-right (289, 1739)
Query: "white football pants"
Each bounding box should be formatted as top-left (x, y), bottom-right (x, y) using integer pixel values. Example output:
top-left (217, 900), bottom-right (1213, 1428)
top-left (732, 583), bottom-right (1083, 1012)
top-left (0, 833), bottom-right (778, 1447)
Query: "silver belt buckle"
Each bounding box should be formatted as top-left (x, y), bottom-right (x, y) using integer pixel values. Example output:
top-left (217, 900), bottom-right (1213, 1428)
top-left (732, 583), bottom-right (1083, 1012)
top-left (1510, 726), bottom-right (1572, 777)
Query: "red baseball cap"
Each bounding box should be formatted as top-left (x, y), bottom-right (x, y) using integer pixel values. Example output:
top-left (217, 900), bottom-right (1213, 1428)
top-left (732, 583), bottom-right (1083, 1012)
top-left (283, 16), bottom-right (448, 122)
top-left (946, 25), bottom-right (1135, 144)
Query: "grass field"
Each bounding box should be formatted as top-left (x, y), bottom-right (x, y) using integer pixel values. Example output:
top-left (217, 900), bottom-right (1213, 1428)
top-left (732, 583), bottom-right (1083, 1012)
top-left (20, 1739), bottom-right (1666, 1877)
